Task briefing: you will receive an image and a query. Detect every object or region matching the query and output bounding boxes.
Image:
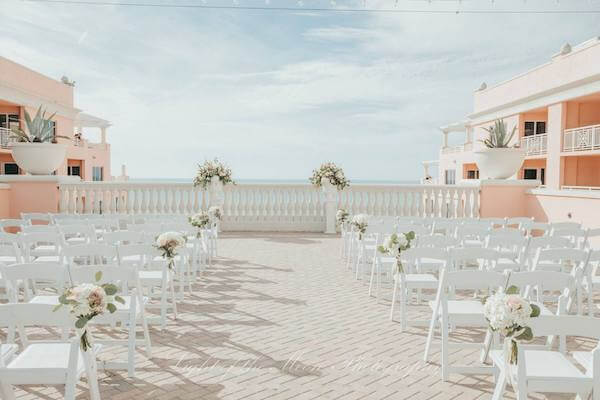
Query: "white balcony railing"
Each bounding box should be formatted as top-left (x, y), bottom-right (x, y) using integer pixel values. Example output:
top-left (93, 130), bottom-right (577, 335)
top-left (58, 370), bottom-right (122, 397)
top-left (520, 134), bottom-right (547, 156)
top-left (57, 182), bottom-right (480, 231)
top-left (441, 145), bottom-right (464, 154)
top-left (563, 124), bottom-right (600, 152)
top-left (0, 127), bottom-right (16, 148)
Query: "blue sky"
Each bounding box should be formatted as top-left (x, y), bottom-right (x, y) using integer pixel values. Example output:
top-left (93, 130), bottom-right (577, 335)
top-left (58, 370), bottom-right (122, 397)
top-left (1, 0), bottom-right (600, 181)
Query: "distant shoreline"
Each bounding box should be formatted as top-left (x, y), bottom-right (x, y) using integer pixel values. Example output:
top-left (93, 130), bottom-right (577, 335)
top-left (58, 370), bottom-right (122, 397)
top-left (128, 178), bottom-right (420, 185)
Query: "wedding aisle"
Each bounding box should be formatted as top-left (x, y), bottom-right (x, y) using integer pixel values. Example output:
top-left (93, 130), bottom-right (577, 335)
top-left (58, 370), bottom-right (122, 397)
top-left (18, 232), bottom-right (515, 400)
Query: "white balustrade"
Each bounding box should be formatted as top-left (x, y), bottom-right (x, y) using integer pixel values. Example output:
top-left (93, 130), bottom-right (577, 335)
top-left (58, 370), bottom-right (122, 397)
top-left (0, 127), bottom-right (16, 148)
top-left (58, 182), bottom-right (480, 232)
top-left (520, 134), bottom-right (547, 156)
top-left (563, 124), bottom-right (600, 152)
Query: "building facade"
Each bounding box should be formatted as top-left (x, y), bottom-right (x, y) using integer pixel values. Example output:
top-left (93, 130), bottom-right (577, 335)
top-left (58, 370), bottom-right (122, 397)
top-left (0, 56), bottom-right (112, 181)
top-left (435, 37), bottom-right (600, 191)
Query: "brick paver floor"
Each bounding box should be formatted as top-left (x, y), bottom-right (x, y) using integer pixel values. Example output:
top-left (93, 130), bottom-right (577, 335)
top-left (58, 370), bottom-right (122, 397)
top-left (14, 233), bottom-right (577, 399)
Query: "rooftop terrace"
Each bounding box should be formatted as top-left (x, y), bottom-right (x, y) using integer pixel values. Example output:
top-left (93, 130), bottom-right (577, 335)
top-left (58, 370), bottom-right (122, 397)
top-left (12, 232), bottom-right (574, 400)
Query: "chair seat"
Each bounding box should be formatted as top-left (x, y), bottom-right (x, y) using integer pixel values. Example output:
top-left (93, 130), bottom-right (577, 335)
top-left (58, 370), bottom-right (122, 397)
top-left (30, 295), bottom-right (148, 313)
top-left (0, 257), bottom-right (18, 265)
top-left (490, 349), bottom-right (587, 381)
top-left (1, 343), bottom-right (101, 385)
top-left (30, 245), bottom-right (58, 257)
top-left (0, 344), bottom-right (18, 362)
top-left (463, 239), bottom-right (484, 247)
top-left (395, 273), bottom-right (438, 288)
top-left (32, 255), bottom-right (61, 263)
top-left (429, 299), bottom-right (485, 325)
top-left (139, 270), bottom-right (171, 282)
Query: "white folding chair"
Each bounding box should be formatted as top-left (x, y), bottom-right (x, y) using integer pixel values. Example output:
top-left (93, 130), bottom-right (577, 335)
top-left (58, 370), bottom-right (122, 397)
top-left (103, 230), bottom-right (145, 245)
top-left (390, 247), bottom-right (448, 330)
top-left (532, 248), bottom-right (590, 315)
top-left (0, 303), bottom-right (101, 400)
top-left (424, 269), bottom-right (506, 380)
top-left (59, 224), bottom-right (97, 246)
top-left (491, 315), bottom-right (600, 400)
top-left (61, 243), bottom-right (119, 266)
top-left (552, 226), bottom-right (588, 249)
top-left (525, 236), bottom-right (572, 269)
top-left (505, 216), bottom-right (534, 231)
top-left (20, 213), bottom-right (52, 226)
top-left (455, 225), bottom-right (490, 247)
top-left (1, 263), bottom-right (67, 303)
top-left (486, 234), bottom-right (529, 272)
top-left (20, 232), bottom-right (63, 263)
top-left (527, 221), bottom-right (551, 237)
top-left (415, 234), bottom-right (457, 249)
top-left (30, 265), bottom-right (152, 378)
top-left (118, 244), bottom-right (178, 329)
top-left (0, 220), bottom-right (23, 234)
top-left (0, 234), bottom-right (22, 266)
top-left (448, 247), bottom-right (499, 271)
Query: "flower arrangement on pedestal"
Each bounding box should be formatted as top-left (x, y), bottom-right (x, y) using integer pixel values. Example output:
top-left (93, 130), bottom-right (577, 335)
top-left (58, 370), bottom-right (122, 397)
top-left (309, 162), bottom-right (349, 190)
top-left (54, 271), bottom-right (124, 351)
top-left (483, 285), bottom-right (540, 365)
top-left (155, 231), bottom-right (187, 270)
top-left (377, 231), bottom-right (415, 272)
top-left (193, 158), bottom-right (235, 189)
top-left (350, 214), bottom-right (369, 239)
top-left (336, 209), bottom-right (349, 226)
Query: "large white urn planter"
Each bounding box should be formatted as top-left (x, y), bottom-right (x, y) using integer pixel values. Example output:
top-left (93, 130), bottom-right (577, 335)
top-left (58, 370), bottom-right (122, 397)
top-left (473, 148), bottom-right (525, 179)
top-left (10, 143), bottom-right (67, 175)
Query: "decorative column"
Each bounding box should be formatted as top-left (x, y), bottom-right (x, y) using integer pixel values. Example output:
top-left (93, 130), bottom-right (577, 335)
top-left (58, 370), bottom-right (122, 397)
top-left (442, 131), bottom-right (449, 148)
top-left (546, 102), bottom-right (566, 190)
top-left (209, 176), bottom-right (224, 232)
top-left (322, 179), bottom-right (338, 234)
top-left (100, 127), bottom-right (107, 144)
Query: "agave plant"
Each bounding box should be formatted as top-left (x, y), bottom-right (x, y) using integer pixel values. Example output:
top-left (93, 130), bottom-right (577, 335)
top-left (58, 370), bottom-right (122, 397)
top-left (480, 119), bottom-right (518, 148)
top-left (10, 106), bottom-right (69, 143)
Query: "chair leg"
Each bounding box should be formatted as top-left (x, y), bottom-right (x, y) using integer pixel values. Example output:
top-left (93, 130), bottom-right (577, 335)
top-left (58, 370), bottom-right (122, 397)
top-left (491, 369), bottom-right (507, 400)
top-left (170, 279), bottom-right (178, 320)
top-left (368, 260), bottom-right (376, 297)
top-left (127, 317), bottom-right (136, 378)
top-left (0, 383), bottom-right (15, 400)
top-left (140, 311), bottom-right (152, 358)
top-left (441, 315), bottom-right (449, 381)
top-left (390, 277), bottom-right (398, 321)
top-left (423, 312), bottom-right (437, 362)
top-left (400, 281), bottom-right (407, 331)
top-left (83, 350), bottom-right (101, 400)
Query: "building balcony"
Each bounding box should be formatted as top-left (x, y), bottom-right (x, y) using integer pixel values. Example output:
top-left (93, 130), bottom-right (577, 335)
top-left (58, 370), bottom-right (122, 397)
top-left (0, 127), bottom-right (16, 148)
top-left (563, 124), bottom-right (600, 152)
top-left (520, 134), bottom-right (548, 156)
top-left (441, 144), bottom-right (464, 154)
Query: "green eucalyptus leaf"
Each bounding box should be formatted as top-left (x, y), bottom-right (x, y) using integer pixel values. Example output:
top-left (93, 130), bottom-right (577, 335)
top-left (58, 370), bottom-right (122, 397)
top-left (95, 271), bottom-right (103, 282)
top-left (505, 285), bottom-right (520, 295)
top-left (515, 327), bottom-right (533, 341)
top-left (106, 303), bottom-right (117, 313)
top-left (114, 295), bottom-right (125, 304)
top-left (75, 316), bottom-right (88, 329)
top-left (530, 303), bottom-right (541, 318)
top-left (103, 285), bottom-right (117, 296)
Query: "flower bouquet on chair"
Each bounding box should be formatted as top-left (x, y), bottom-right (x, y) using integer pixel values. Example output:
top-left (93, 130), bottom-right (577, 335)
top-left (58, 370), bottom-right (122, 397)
top-left (54, 271), bottom-right (124, 351)
top-left (155, 231), bottom-right (187, 270)
top-left (189, 212), bottom-right (210, 237)
top-left (483, 285), bottom-right (540, 366)
top-left (377, 231), bottom-right (415, 273)
top-left (350, 214), bottom-right (369, 240)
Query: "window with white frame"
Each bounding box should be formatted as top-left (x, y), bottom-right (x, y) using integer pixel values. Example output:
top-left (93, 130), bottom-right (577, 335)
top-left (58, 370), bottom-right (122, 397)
top-left (92, 166), bottom-right (103, 181)
top-left (444, 169), bottom-right (456, 185)
top-left (524, 121), bottom-right (546, 137)
top-left (3, 163), bottom-right (19, 175)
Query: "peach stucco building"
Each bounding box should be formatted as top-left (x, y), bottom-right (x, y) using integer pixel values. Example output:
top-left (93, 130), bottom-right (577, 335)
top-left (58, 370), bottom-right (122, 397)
top-left (436, 37), bottom-right (600, 189)
top-left (430, 36), bottom-right (600, 227)
top-left (0, 56), bottom-right (112, 181)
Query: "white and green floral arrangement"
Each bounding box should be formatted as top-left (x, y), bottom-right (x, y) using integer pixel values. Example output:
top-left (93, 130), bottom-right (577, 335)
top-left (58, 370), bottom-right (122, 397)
top-left (155, 231), bottom-right (187, 270)
top-left (336, 209), bottom-right (349, 226)
top-left (193, 158), bottom-right (235, 189)
top-left (377, 231), bottom-right (415, 273)
top-left (208, 206), bottom-right (222, 223)
top-left (350, 214), bottom-right (369, 239)
top-left (483, 285), bottom-right (540, 365)
top-left (309, 162), bottom-right (349, 191)
top-left (54, 271), bottom-right (125, 351)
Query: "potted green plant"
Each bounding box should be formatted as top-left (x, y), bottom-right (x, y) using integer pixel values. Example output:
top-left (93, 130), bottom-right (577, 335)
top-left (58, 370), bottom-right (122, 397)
top-left (473, 119), bottom-right (525, 179)
top-left (9, 106), bottom-right (69, 175)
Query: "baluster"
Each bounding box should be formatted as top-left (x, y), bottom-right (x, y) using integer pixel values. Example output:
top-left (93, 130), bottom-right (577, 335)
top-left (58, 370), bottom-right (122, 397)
top-left (456, 189), bottom-right (464, 218)
top-left (76, 187), bottom-right (84, 214)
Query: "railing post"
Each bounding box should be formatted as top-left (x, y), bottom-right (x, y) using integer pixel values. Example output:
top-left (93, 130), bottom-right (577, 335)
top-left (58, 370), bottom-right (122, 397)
top-left (321, 179), bottom-right (337, 234)
top-left (209, 175), bottom-right (225, 211)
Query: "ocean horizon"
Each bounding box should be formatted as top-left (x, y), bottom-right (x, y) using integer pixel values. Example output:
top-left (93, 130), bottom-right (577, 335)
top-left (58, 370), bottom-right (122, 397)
top-left (128, 178), bottom-right (420, 185)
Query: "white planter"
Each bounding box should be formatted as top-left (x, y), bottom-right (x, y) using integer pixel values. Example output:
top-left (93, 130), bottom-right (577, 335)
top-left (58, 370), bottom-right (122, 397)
top-left (473, 148), bottom-right (525, 179)
top-left (10, 143), bottom-right (67, 175)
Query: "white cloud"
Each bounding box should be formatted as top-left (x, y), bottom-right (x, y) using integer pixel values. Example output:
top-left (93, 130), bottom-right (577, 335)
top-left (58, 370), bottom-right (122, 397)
top-left (1, 0), bottom-right (600, 181)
